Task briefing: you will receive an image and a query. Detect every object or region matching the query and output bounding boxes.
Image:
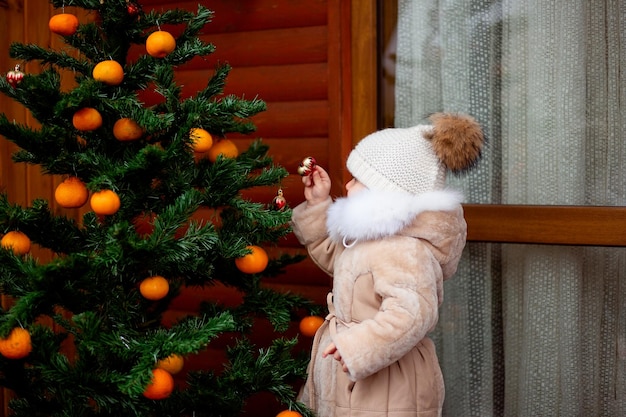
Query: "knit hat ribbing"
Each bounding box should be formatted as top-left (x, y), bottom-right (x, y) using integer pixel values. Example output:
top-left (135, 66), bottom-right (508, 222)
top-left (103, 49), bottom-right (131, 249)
top-left (346, 113), bottom-right (484, 195)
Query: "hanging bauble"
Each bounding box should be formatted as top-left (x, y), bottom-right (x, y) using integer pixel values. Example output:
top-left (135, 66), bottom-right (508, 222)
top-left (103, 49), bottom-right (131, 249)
top-left (297, 156), bottom-right (317, 176)
top-left (272, 188), bottom-right (287, 211)
top-left (6, 65), bottom-right (24, 87)
top-left (126, 1), bottom-right (141, 18)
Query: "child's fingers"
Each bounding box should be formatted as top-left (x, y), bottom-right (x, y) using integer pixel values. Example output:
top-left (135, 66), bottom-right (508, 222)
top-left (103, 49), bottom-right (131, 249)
top-left (322, 342), bottom-right (337, 358)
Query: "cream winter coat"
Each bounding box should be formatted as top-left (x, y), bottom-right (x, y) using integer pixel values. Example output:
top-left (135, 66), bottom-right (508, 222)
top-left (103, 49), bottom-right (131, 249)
top-left (291, 188), bottom-right (467, 417)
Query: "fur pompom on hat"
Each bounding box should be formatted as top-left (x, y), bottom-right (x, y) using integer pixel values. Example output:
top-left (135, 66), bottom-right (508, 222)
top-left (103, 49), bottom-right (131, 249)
top-left (346, 113), bottom-right (483, 195)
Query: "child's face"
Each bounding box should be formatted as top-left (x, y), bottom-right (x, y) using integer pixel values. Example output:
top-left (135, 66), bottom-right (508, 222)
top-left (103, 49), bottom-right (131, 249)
top-left (345, 178), bottom-right (367, 197)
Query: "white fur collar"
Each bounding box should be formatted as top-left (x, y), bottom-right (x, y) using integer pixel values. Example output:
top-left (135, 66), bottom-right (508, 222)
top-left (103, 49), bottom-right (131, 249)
top-left (326, 189), bottom-right (463, 243)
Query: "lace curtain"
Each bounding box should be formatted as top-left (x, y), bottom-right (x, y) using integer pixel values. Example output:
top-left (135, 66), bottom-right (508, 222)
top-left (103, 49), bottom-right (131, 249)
top-left (394, 0), bottom-right (625, 415)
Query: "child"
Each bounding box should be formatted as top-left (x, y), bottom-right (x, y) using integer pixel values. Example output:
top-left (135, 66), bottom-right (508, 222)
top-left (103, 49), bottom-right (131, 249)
top-left (291, 113), bottom-right (484, 417)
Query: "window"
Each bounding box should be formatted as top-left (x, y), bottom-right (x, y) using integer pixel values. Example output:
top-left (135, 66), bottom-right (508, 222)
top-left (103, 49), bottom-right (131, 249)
top-left (379, 1), bottom-right (626, 415)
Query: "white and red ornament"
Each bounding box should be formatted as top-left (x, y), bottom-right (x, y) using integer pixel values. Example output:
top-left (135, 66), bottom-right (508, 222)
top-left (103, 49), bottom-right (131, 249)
top-left (297, 156), bottom-right (317, 176)
top-left (272, 188), bottom-right (287, 211)
top-left (6, 65), bottom-right (24, 87)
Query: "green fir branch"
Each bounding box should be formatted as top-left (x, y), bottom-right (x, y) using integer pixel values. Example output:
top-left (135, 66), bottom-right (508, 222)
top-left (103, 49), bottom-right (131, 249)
top-left (116, 313), bottom-right (235, 396)
top-left (0, 196), bottom-right (85, 254)
top-left (50, 0), bottom-right (101, 10)
top-left (182, 95), bottom-right (266, 136)
top-left (10, 42), bottom-right (91, 75)
top-left (179, 5), bottom-right (215, 39)
top-left (166, 37), bottom-right (216, 66)
top-left (197, 63), bottom-right (231, 101)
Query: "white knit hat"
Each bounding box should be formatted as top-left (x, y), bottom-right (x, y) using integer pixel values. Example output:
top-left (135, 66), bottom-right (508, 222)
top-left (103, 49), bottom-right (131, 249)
top-left (346, 113), bottom-right (484, 195)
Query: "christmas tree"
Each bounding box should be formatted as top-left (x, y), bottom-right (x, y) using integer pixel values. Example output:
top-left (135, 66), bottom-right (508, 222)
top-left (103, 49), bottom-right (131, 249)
top-left (0, 1), bottom-right (319, 415)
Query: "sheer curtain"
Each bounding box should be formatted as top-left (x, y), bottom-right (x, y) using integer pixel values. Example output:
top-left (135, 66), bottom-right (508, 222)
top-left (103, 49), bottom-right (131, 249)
top-left (394, 1), bottom-right (625, 416)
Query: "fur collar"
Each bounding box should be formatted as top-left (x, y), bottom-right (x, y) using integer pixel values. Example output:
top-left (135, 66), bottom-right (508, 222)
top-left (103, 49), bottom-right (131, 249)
top-left (326, 189), bottom-right (463, 243)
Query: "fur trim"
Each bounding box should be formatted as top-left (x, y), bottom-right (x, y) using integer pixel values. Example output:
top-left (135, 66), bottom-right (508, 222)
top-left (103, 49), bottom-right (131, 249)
top-left (326, 189), bottom-right (463, 243)
top-left (425, 113), bottom-right (484, 173)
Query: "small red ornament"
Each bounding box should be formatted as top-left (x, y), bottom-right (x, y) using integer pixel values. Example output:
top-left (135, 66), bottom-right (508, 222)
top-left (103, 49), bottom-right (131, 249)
top-left (126, 1), bottom-right (141, 18)
top-left (297, 156), bottom-right (317, 176)
top-left (6, 65), bottom-right (24, 87)
top-left (272, 188), bottom-right (287, 211)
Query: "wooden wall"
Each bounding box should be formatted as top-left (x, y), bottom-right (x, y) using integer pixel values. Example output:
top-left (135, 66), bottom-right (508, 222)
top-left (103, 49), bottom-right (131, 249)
top-left (1, 0), bottom-right (378, 414)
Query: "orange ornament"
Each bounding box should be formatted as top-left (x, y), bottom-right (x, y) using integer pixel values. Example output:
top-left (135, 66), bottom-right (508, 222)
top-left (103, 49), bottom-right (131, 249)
top-left (143, 368), bottom-right (174, 400)
top-left (146, 31), bottom-right (176, 58)
top-left (48, 13), bottom-right (79, 36)
top-left (139, 276), bottom-right (169, 301)
top-left (72, 107), bottom-right (103, 131)
top-left (90, 189), bottom-right (121, 215)
top-left (1, 231), bottom-right (31, 255)
top-left (189, 128), bottom-right (213, 153)
top-left (276, 411), bottom-right (303, 417)
top-left (55, 177), bottom-right (89, 208)
top-left (156, 353), bottom-right (184, 374)
top-left (299, 316), bottom-right (324, 338)
top-left (0, 327), bottom-right (32, 359)
top-left (207, 139), bottom-right (239, 163)
top-left (92, 60), bottom-right (124, 86)
top-left (235, 245), bottom-right (269, 274)
top-left (113, 118), bottom-right (143, 141)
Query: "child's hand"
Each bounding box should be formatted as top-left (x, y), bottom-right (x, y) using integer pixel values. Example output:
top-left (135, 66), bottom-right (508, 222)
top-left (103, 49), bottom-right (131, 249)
top-left (302, 165), bottom-right (331, 206)
top-left (322, 342), bottom-right (348, 373)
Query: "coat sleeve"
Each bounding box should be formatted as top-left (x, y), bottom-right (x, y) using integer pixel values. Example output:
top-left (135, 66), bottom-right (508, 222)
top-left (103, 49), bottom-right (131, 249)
top-left (291, 197), bottom-right (342, 276)
top-left (332, 238), bottom-right (442, 381)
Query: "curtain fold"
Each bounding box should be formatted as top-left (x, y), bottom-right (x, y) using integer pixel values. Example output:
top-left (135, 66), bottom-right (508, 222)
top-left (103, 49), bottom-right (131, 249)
top-left (395, 0), bottom-right (625, 415)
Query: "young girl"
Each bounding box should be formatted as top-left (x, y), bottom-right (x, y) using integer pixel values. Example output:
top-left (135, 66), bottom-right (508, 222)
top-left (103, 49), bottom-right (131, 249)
top-left (291, 113), bottom-right (483, 417)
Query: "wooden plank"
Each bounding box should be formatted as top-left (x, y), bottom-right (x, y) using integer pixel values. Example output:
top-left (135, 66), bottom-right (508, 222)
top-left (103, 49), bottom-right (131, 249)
top-left (128, 26), bottom-right (328, 68)
top-left (0, 0), bottom-right (28, 206)
top-left (464, 204), bottom-right (626, 247)
top-left (250, 100), bottom-right (329, 138)
top-left (143, 0), bottom-right (327, 33)
top-left (326, 0), bottom-right (353, 197)
top-left (177, 63), bottom-right (328, 102)
top-left (350, 0), bottom-right (378, 142)
top-left (203, 26), bottom-right (327, 67)
top-left (248, 137), bottom-right (328, 171)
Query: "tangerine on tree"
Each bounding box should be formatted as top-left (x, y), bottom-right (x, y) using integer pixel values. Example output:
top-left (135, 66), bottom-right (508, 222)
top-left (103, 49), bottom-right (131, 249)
top-left (92, 59), bottom-right (124, 86)
top-left (207, 139), bottom-right (239, 162)
top-left (72, 107), bottom-right (102, 131)
top-left (89, 189), bottom-right (121, 215)
top-left (276, 410), bottom-right (303, 417)
top-left (54, 177), bottom-right (89, 208)
top-left (235, 245), bottom-right (269, 274)
top-left (156, 354), bottom-right (184, 374)
top-left (299, 316), bottom-right (324, 338)
top-left (1, 231), bottom-right (31, 255)
top-left (143, 368), bottom-right (174, 400)
top-left (139, 275), bottom-right (169, 301)
top-left (189, 127), bottom-right (213, 152)
top-left (48, 13), bottom-right (79, 36)
top-left (113, 118), bottom-right (143, 141)
top-left (0, 328), bottom-right (32, 359)
top-left (146, 30), bottom-right (176, 58)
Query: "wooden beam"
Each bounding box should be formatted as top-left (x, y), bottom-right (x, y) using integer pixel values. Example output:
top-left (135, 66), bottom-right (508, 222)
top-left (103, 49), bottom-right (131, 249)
top-left (464, 204), bottom-right (626, 247)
